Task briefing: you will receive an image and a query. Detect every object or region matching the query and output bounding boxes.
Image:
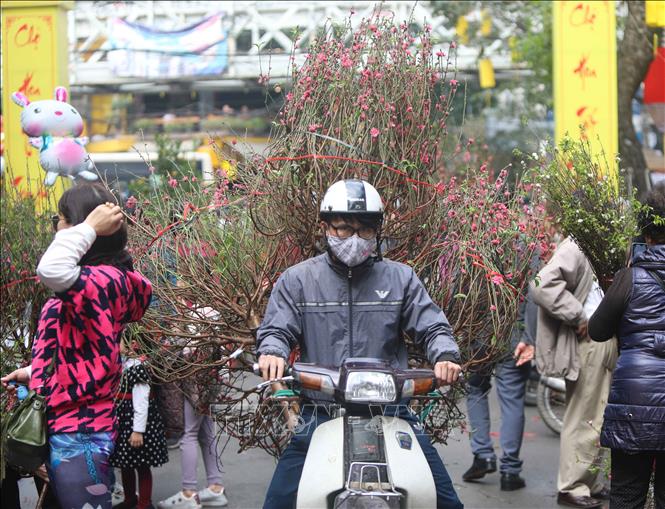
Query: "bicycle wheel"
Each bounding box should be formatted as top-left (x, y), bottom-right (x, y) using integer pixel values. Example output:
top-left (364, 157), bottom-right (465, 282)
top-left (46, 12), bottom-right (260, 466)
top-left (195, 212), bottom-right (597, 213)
top-left (536, 381), bottom-right (565, 435)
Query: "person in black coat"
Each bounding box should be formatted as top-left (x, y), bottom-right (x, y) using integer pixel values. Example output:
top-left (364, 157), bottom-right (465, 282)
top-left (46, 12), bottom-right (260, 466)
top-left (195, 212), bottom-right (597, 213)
top-left (589, 183), bottom-right (665, 508)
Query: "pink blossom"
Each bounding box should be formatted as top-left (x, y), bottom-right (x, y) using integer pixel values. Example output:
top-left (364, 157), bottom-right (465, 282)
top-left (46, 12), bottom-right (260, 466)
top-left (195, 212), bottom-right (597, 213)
top-left (125, 196), bottom-right (138, 209)
top-left (308, 124), bottom-right (320, 132)
top-left (436, 50), bottom-right (446, 57)
top-left (463, 151), bottom-right (471, 163)
top-left (370, 127), bottom-right (380, 139)
top-left (148, 166), bottom-right (156, 174)
top-left (450, 41), bottom-right (457, 49)
top-left (450, 79), bottom-right (459, 87)
top-left (490, 305), bottom-right (497, 311)
top-left (491, 274), bottom-right (504, 285)
top-left (168, 177), bottom-right (178, 188)
top-left (341, 55), bottom-right (353, 68)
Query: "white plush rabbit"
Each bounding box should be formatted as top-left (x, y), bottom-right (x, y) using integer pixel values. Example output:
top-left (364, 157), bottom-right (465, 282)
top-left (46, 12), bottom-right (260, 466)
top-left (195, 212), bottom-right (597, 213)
top-left (12, 86), bottom-right (97, 186)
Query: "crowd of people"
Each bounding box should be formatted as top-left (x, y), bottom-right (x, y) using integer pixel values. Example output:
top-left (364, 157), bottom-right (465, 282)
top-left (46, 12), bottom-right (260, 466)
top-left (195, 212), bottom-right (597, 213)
top-left (1, 180), bottom-right (664, 509)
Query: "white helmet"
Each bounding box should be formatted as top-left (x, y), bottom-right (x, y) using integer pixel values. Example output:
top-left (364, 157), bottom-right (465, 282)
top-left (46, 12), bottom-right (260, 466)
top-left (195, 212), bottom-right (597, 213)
top-left (319, 180), bottom-right (384, 221)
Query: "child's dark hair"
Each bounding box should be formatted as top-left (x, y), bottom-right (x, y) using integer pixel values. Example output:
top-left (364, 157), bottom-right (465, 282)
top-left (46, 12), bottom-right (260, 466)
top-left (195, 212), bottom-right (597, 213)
top-left (639, 183), bottom-right (665, 244)
top-left (58, 183), bottom-right (134, 270)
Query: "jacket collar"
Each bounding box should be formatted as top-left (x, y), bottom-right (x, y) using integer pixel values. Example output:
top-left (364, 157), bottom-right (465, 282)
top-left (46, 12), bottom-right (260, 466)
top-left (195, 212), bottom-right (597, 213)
top-left (634, 244), bottom-right (665, 269)
top-left (324, 251), bottom-right (377, 278)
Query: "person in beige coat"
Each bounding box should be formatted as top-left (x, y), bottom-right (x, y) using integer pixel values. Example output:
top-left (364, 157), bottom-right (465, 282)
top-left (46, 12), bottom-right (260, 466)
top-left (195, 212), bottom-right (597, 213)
top-left (531, 237), bottom-right (617, 509)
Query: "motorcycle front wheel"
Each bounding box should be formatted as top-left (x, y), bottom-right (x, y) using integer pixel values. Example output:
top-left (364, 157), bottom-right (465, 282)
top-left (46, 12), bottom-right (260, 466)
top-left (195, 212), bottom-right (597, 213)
top-left (536, 382), bottom-right (565, 435)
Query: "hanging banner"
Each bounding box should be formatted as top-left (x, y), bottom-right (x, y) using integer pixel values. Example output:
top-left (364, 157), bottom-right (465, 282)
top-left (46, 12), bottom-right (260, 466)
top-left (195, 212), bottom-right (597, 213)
top-left (553, 1), bottom-right (618, 173)
top-left (107, 13), bottom-right (227, 79)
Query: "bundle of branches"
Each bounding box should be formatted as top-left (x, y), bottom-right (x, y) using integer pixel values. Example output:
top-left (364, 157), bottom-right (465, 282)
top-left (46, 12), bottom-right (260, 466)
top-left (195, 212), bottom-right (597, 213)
top-left (247, 11), bottom-right (547, 368)
top-left (249, 12), bottom-right (458, 259)
top-left (425, 167), bottom-right (549, 366)
top-left (125, 9), bottom-right (548, 454)
top-left (125, 169), bottom-right (299, 383)
top-left (536, 134), bottom-right (641, 290)
top-left (0, 175), bottom-right (53, 414)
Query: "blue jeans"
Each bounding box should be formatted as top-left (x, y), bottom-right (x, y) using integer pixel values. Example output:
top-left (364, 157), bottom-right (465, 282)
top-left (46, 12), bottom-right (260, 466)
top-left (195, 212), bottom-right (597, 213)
top-left (263, 404), bottom-right (463, 509)
top-left (465, 358), bottom-right (530, 474)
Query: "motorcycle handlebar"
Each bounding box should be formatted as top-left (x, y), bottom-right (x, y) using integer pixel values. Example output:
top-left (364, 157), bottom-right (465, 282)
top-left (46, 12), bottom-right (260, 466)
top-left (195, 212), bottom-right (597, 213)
top-left (253, 362), bottom-right (463, 394)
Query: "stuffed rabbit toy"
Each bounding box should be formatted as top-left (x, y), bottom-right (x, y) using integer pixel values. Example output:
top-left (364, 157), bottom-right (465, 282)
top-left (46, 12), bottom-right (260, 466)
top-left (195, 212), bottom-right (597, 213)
top-left (12, 86), bottom-right (97, 186)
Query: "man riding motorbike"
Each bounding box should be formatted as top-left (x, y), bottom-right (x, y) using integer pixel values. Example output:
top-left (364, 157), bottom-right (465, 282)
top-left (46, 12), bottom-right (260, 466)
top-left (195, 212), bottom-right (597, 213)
top-left (257, 179), bottom-right (464, 509)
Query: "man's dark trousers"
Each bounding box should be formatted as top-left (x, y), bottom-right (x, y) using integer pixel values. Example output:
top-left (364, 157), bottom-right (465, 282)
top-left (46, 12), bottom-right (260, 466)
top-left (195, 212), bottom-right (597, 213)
top-left (263, 404), bottom-right (464, 509)
top-left (465, 357), bottom-right (530, 475)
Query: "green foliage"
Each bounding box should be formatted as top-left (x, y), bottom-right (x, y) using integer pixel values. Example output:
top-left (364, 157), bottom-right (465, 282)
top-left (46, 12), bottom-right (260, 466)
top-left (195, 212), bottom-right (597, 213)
top-left (200, 117), bottom-right (270, 135)
top-left (530, 134), bottom-right (644, 289)
top-left (132, 118), bottom-right (159, 133)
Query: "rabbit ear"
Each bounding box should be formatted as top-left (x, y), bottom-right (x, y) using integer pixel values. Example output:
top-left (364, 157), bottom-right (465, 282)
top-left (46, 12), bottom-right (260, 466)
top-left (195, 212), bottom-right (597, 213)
top-left (12, 92), bottom-right (30, 107)
top-left (54, 87), bottom-right (68, 102)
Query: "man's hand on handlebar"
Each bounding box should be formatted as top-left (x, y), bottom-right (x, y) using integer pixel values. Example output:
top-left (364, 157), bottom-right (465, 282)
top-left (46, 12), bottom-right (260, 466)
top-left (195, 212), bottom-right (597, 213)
top-left (258, 354), bottom-right (286, 381)
top-left (434, 361), bottom-right (462, 385)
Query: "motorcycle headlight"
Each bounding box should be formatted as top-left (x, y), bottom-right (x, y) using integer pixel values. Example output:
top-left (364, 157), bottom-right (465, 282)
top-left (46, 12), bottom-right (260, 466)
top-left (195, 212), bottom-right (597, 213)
top-left (344, 371), bottom-right (397, 403)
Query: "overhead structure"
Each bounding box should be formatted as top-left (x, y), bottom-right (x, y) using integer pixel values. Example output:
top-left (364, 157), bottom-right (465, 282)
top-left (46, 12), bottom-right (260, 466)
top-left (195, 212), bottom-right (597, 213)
top-left (68, 1), bottom-right (514, 91)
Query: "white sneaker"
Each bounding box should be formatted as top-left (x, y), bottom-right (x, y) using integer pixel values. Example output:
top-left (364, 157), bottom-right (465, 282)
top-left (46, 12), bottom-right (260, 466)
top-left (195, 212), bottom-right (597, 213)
top-left (111, 483), bottom-right (125, 507)
top-left (157, 491), bottom-right (202, 509)
top-left (198, 487), bottom-right (228, 507)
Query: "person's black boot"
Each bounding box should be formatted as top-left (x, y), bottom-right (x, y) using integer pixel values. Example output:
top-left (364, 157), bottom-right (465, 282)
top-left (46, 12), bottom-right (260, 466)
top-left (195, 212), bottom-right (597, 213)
top-left (500, 473), bottom-right (526, 491)
top-left (462, 456), bottom-right (497, 481)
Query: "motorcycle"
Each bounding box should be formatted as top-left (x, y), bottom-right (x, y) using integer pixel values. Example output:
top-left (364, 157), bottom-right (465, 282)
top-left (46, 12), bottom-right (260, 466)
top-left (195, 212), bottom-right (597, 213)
top-left (254, 357), bottom-right (455, 509)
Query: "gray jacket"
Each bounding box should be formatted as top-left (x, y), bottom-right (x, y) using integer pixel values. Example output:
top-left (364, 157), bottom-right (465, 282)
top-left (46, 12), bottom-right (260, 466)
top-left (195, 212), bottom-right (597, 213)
top-left (256, 253), bottom-right (461, 370)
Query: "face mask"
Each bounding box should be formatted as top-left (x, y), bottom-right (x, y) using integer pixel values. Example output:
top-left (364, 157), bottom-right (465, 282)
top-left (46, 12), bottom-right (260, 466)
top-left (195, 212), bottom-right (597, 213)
top-left (327, 234), bottom-right (376, 267)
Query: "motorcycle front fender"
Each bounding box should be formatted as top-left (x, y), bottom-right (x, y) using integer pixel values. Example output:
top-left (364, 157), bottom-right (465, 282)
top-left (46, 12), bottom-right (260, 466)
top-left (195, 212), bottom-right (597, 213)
top-left (297, 417), bottom-right (345, 509)
top-left (380, 416), bottom-right (437, 508)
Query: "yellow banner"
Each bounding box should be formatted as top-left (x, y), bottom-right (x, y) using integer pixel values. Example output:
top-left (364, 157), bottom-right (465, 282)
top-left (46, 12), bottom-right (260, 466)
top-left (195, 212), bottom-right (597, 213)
top-left (1, 1), bottom-right (71, 201)
top-left (553, 1), bottom-right (618, 172)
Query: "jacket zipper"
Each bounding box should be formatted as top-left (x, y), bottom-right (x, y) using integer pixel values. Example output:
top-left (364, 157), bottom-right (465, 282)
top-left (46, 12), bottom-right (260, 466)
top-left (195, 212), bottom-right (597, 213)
top-left (348, 268), bottom-right (353, 357)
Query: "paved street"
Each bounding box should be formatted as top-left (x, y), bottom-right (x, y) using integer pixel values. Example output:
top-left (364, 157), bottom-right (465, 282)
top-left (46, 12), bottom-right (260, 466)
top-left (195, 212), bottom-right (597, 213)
top-left (20, 388), bottom-right (609, 509)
